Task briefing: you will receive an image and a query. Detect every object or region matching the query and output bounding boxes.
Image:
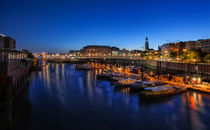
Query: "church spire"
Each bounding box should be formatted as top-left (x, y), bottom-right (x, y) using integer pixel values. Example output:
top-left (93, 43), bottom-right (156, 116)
top-left (145, 37), bottom-right (149, 50)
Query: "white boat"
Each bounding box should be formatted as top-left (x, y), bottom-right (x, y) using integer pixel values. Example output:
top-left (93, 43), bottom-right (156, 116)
top-left (140, 85), bottom-right (187, 98)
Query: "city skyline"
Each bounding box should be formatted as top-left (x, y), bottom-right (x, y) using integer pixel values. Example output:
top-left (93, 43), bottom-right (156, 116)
top-left (1, 0), bottom-right (210, 53)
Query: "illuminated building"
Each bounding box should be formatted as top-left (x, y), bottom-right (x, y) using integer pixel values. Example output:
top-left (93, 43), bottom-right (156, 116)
top-left (69, 50), bottom-right (80, 58)
top-left (161, 42), bottom-right (185, 56)
top-left (160, 43), bottom-right (172, 56)
top-left (160, 39), bottom-right (210, 57)
top-left (172, 42), bottom-right (185, 56)
top-left (81, 45), bottom-right (112, 57)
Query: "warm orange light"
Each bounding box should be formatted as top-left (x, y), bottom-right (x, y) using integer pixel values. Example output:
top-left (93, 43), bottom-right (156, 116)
top-left (197, 77), bottom-right (201, 84)
top-left (183, 49), bottom-right (187, 52)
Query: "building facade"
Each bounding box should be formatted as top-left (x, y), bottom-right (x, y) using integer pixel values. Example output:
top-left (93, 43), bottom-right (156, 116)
top-left (0, 34), bottom-right (16, 50)
top-left (81, 45), bottom-right (112, 57)
top-left (160, 43), bottom-right (172, 56)
top-left (0, 35), bottom-right (4, 49)
top-left (0, 35), bottom-right (32, 103)
top-left (161, 42), bottom-right (185, 56)
top-left (161, 39), bottom-right (210, 56)
top-left (196, 39), bottom-right (210, 53)
top-left (172, 42), bottom-right (185, 56)
top-left (185, 41), bottom-right (196, 51)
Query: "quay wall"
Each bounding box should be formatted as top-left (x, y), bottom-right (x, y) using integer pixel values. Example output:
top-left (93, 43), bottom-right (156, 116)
top-left (0, 60), bottom-right (33, 103)
top-left (144, 60), bottom-right (210, 74)
top-left (0, 62), bottom-right (8, 102)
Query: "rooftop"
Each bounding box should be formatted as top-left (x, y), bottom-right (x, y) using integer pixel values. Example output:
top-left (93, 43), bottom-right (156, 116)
top-left (83, 45), bottom-right (111, 48)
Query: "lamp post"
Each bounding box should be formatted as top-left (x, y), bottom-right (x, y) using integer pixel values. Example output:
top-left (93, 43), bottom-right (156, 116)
top-left (196, 62), bottom-right (198, 85)
top-left (165, 50), bottom-right (168, 61)
top-left (140, 65), bottom-right (144, 82)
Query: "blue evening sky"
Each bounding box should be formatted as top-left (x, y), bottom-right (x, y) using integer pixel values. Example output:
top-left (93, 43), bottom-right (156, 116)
top-left (0, 0), bottom-right (210, 53)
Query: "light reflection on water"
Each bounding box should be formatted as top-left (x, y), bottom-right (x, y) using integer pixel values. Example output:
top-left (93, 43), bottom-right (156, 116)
top-left (2, 63), bottom-right (210, 130)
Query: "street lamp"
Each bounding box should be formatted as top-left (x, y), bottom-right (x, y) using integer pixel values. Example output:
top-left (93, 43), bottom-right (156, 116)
top-left (183, 48), bottom-right (187, 52)
top-left (198, 77), bottom-right (201, 84)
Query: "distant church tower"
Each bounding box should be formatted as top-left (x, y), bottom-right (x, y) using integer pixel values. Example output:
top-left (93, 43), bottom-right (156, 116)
top-left (145, 37), bottom-right (149, 51)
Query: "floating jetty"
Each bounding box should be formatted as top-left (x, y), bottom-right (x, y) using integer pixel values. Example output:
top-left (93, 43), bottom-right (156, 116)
top-left (188, 85), bottom-right (210, 93)
top-left (81, 63), bottom-right (210, 95)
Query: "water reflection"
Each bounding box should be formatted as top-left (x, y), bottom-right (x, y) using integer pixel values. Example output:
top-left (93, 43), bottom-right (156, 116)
top-left (2, 63), bottom-right (210, 130)
top-left (0, 83), bottom-right (31, 130)
top-left (182, 91), bottom-right (209, 130)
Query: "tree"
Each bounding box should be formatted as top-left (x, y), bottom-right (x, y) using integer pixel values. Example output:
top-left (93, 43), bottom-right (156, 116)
top-left (169, 52), bottom-right (177, 60)
top-left (204, 54), bottom-right (210, 63)
top-left (157, 52), bottom-right (161, 58)
top-left (180, 52), bottom-right (188, 61)
top-left (187, 49), bottom-right (202, 62)
top-left (195, 48), bottom-right (205, 62)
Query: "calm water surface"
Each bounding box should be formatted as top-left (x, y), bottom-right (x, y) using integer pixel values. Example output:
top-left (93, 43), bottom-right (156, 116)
top-left (6, 63), bottom-right (210, 130)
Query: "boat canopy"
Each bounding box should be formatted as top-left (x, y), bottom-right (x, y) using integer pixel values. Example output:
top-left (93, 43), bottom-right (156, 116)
top-left (136, 80), bottom-right (142, 83)
top-left (130, 74), bottom-right (140, 77)
top-left (142, 81), bottom-right (153, 84)
top-left (144, 86), bottom-right (174, 92)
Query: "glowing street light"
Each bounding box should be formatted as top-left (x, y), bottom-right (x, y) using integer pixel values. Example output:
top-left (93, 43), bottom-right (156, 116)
top-left (183, 49), bottom-right (187, 52)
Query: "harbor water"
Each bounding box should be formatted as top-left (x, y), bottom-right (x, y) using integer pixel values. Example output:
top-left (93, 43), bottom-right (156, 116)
top-left (3, 63), bottom-right (210, 130)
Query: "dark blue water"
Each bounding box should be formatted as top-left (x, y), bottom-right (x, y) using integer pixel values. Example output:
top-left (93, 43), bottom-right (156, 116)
top-left (5, 63), bottom-right (210, 130)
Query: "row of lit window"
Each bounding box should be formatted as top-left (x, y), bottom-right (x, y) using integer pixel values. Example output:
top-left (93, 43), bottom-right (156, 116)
top-left (0, 52), bottom-right (27, 61)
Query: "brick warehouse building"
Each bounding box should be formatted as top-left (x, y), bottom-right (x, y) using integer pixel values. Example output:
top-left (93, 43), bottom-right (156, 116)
top-left (0, 34), bottom-right (32, 103)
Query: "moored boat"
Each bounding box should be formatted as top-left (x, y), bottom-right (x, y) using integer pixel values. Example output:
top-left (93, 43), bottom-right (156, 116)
top-left (114, 78), bottom-right (137, 87)
top-left (130, 80), bottom-right (158, 92)
top-left (130, 81), bottom-right (144, 92)
top-left (139, 85), bottom-right (187, 98)
top-left (111, 73), bottom-right (129, 82)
